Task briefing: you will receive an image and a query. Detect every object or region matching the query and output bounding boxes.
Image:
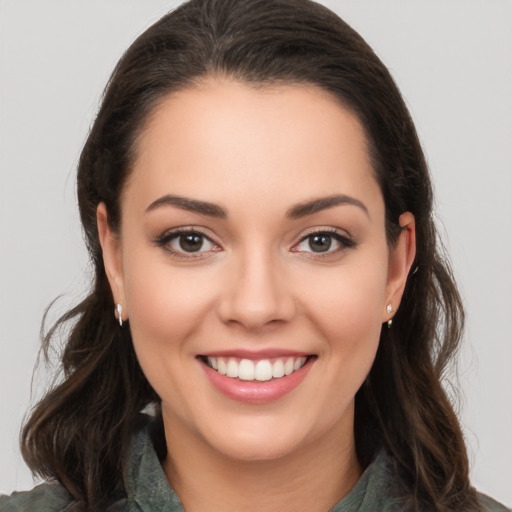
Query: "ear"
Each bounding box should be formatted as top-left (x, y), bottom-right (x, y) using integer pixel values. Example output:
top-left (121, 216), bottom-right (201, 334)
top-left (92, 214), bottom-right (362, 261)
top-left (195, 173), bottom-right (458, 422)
top-left (383, 212), bottom-right (416, 322)
top-left (97, 202), bottom-right (127, 322)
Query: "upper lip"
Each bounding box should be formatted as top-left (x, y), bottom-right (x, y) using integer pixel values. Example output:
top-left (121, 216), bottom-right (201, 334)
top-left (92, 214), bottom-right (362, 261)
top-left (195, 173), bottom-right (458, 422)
top-left (198, 349), bottom-right (313, 360)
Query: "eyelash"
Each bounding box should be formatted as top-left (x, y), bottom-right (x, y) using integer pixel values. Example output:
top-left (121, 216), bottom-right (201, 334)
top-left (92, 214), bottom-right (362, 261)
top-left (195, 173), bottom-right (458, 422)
top-left (154, 228), bottom-right (220, 261)
top-left (292, 229), bottom-right (356, 258)
top-left (154, 227), bottom-right (356, 261)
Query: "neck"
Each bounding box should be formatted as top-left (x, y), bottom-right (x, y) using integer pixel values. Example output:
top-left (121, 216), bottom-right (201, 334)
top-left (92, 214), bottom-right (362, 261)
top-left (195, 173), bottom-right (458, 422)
top-left (161, 410), bottom-right (362, 512)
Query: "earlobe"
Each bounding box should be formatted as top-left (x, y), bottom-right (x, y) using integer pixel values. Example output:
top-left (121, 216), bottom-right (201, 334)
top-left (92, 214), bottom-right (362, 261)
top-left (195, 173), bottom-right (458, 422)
top-left (384, 212), bottom-right (416, 322)
top-left (97, 203), bottom-right (127, 317)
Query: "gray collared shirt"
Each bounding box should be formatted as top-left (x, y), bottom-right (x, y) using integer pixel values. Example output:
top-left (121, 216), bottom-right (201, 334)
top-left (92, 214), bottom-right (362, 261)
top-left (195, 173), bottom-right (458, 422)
top-left (1, 419), bottom-right (509, 511)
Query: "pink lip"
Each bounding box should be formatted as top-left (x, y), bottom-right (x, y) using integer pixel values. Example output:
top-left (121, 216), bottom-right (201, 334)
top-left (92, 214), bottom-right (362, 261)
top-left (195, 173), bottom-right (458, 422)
top-left (200, 349), bottom-right (311, 360)
top-left (199, 356), bottom-right (315, 404)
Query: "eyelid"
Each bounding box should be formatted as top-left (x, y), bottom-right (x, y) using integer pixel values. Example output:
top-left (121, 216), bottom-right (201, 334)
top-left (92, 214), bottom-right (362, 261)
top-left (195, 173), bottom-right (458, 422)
top-left (153, 226), bottom-right (222, 259)
top-left (298, 226), bottom-right (351, 239)
top-left (152, 225), bottom-right (355, 260)
top-left (297, 227), bottom-right (354, 245)
top-left (291, 227), bottom-right (356, 256)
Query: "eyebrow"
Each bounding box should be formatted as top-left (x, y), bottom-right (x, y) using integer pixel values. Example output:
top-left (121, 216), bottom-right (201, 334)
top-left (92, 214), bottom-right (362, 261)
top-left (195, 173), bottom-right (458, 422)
top-left (286, 194), bottom-right (369, 219)
top-left (145, 193), bottom-right (368, 220)
top-left (145, 195), bottom-right (227, 218)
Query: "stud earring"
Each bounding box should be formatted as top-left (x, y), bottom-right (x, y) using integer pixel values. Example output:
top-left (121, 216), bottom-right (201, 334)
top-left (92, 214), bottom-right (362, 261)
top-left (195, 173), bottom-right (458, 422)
top-left (115, 303), bottom-right (123, 328)
top-left (386, 304), bottom-right (393, 329)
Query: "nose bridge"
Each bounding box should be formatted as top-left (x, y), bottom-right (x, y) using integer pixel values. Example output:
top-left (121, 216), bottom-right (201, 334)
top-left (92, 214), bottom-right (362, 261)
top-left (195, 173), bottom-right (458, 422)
top-left (218, 242), bottom-right (295, 329)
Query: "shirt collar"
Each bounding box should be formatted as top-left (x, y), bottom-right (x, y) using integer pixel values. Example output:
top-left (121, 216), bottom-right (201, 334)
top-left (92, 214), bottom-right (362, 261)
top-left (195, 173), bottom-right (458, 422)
top-left (123, 414), bottom-right (394, 512)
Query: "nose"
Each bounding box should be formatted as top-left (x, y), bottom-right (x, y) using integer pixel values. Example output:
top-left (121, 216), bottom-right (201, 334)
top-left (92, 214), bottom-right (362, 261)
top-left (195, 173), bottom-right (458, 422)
top-left (217, 249), bottom-right (296, 331)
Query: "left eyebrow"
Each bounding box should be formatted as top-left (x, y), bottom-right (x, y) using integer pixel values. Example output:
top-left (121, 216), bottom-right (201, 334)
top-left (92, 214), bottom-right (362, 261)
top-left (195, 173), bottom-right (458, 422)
top-left (145, 194), bottom-right (227, 218)
top-left (286, 194), bottom-right (369, 219)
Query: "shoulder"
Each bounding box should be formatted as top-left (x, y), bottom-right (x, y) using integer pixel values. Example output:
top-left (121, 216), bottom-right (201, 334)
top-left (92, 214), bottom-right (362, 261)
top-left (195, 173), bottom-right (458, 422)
top-left (477, 492), bottom-right (511, 512)
top-left (0, 481), bottom-right (72, 512)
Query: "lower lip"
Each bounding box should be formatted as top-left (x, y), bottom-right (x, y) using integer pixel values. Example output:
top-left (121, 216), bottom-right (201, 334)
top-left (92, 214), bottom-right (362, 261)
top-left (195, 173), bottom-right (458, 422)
top-left (200, 357), bottom-right (315, 404)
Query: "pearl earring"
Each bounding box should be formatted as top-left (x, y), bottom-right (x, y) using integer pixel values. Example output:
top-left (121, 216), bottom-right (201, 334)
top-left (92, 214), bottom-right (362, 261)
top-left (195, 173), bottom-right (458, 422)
top-left (386, 304), bottom-right (393, 328)
top-left (116, 303), bottom-right (123, 327)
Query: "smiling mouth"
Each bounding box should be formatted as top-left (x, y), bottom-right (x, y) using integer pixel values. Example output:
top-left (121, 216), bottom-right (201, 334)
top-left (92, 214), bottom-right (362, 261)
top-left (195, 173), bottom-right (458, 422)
top-left (199, 355), bottom-right (313, 382)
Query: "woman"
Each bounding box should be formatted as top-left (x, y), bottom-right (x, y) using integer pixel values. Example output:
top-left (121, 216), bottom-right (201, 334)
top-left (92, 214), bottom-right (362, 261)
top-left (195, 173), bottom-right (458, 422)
top-left (1, 0), bottom-right (509, 511)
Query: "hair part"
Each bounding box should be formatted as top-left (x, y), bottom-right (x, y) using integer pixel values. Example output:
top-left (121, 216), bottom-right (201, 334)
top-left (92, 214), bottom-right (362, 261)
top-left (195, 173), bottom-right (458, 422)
top-left (21, 0), bottom-right (480, 510)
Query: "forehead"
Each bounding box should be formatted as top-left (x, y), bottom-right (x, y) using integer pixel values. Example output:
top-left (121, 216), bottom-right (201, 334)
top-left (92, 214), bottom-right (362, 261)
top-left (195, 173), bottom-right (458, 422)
top-left (125, 79), bottom-right (382, 218)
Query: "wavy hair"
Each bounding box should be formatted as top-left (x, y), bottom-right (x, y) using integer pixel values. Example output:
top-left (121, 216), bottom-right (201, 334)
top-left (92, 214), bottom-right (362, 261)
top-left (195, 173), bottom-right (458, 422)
top-left (21, 0), bottom-right (480, 510)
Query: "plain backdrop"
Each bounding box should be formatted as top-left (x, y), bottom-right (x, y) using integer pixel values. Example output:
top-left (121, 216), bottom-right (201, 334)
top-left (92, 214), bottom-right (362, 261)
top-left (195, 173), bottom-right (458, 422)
top-left (1, 0), bottom-right (511, 506)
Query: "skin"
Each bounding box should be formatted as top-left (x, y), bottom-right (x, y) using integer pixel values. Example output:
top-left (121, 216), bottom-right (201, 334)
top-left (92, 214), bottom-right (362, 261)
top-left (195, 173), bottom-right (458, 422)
top-left (98, 79), bottom-right (416, 511)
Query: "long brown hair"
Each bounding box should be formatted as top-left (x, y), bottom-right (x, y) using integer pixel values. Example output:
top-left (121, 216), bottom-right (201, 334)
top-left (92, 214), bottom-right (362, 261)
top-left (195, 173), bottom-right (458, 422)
top-left (21, 0), bottom-right (480, 510)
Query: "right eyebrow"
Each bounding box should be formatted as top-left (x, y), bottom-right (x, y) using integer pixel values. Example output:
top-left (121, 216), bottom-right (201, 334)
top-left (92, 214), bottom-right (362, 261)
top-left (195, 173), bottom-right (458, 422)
top-left (145, 194), bottom-right (227, 218)
top-left (286, 194), bottom-right (369, 219)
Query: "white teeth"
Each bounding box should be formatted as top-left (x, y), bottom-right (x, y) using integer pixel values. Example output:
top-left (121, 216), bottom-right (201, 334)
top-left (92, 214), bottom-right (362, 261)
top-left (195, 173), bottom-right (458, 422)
top-left (272, 359), bottom-right (285, 378)
top-left (254, 360), bottom-right (273, 381)
top-left (226, 358), bottom-right (239, 378)
top-left (294, 357), bottom-right (306, 370)
top-left (217, 358), bottom-right (227, 375)
top-left (238, 359), bottom-right (254, 381)
top-left (284, 357), bottom-right (294, 375)
top-left (206, 355), bottom-right (309, 381)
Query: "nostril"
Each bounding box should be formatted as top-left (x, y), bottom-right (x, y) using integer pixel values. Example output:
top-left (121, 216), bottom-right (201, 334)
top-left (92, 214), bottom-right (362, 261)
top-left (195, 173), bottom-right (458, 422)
top-left (217, 288), bottom-right (296, 329)
top-left (215, 256), bottom-right (297, 329)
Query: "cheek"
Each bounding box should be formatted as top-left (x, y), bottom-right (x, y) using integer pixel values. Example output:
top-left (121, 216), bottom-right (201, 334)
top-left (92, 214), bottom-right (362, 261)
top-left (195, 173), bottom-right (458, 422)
top-left (122, 248), bottom-right (219, 359)
top-left (295, 247), bottom-right (388, 387)
top-left (121, 252), bottom-right (222, 411)
top-left (303, 254), bottom-right (388, 333)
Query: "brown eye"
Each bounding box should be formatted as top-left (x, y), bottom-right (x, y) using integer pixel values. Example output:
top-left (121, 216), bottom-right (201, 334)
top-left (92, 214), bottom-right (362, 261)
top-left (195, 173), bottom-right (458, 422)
top-left (156, 229), bottom-right (219, 258)
top-left (308, 234), bottom-right (332, 253)
top-left (293, 230), bottom-right (355, 257)
top-left (179, 233), bottom-right (205, 252)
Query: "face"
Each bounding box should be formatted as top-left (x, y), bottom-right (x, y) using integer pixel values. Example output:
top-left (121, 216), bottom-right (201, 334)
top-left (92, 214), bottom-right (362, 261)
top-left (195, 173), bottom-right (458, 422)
top-left (99, 79), bottom-right (414, 463)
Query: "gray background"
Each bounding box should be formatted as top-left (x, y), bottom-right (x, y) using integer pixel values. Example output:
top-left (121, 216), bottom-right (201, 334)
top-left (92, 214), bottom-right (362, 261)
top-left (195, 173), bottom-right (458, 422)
top-left (1, 0), bottom-right (511, 505)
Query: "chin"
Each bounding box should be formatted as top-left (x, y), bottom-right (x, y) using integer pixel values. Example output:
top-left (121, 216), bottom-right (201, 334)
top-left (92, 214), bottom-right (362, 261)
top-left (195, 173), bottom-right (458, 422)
top-left (207, 430), bottom-right (304, 463)
top-left (197, 408), bottom-right (341, 464)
